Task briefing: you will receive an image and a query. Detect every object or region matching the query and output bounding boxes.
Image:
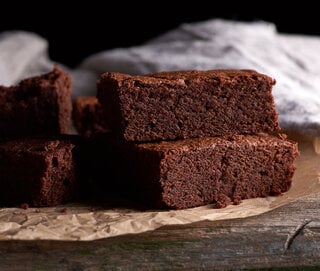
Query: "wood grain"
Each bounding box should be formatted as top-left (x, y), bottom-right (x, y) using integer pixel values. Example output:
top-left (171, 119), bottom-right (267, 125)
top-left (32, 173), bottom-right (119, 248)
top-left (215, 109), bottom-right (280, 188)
top-left (1, 193), bottom-right (320, 270)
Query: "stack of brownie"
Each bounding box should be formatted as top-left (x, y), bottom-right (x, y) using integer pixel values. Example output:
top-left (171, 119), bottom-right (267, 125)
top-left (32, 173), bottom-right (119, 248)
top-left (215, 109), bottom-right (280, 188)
top-left (0, 67), bottom-right (298, 209)
top-left (73, 69), bottom-right (299, 209)
top-left (0, 66), bottom-right (81, 207)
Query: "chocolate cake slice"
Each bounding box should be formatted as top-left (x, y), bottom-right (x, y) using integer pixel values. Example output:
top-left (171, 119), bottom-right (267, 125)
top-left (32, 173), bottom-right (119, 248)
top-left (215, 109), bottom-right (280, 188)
top-left (72, 96), bottom-right (109, 137)
top-left (97, 70), bottom-right (279, 142)
top-left (0, 136), bottom-right (80, 207)
top-left (0, 66), bottom-right (72, 138)
top-left (97, 133), bottom-right (298, 209)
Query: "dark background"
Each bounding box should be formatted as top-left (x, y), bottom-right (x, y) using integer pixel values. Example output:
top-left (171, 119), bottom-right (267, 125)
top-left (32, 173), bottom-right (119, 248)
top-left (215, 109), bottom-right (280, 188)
top-left (0, 2), bottom-right (318, 68)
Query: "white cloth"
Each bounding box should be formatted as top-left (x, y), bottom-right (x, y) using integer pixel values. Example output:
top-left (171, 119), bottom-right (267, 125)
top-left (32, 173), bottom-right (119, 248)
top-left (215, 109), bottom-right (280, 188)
top-left (1, 19), bottom-right (320, 134)
top-left (0, 31), bottom-right (53, 86)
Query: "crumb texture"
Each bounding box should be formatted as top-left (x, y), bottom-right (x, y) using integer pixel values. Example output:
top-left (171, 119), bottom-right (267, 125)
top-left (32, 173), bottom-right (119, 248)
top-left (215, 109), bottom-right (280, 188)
top-left (101, 134), bottom-right (298, 209)
top-left (0, 66), bottom-right (72, 138)
top-left (72, 96), bottom-right (109, 137)
top-left (97, 70), bottom-right (279, 141)
top-left (0, 136), bottom-right (79, 207)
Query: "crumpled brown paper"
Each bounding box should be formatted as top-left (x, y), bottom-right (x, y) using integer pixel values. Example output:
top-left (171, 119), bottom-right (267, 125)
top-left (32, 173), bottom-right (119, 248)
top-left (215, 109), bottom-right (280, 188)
top-left (0, 132), bottom-right (319, 241)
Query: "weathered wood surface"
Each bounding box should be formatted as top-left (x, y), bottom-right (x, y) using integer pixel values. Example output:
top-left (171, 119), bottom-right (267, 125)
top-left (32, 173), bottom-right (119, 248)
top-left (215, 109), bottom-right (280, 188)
top-left (1, 193), bottom-right (320, 270)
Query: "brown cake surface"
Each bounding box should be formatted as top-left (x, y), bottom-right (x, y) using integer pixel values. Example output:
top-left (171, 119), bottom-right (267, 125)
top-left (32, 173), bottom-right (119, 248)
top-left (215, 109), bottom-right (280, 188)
top-left (97, 69), bottom-right (279, 142)
top-left (0, 66), bottom-right (72, 138)
top-left (0, 136), bottom-right (80, 207)
top-left (101, 133), bottom-right (298, 209)
top-left (72, 96), bottom-right (109, 137)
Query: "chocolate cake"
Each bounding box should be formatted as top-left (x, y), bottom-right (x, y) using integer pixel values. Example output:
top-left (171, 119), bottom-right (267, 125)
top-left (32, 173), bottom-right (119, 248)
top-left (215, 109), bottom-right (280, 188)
top-left (0, 136), bottom-right (80, 207)
top-left (99, 133), bottom-right (298, 209)
top-left (0, 66), bottom-right (72, 138)
top-left (72, 96), bottom-right (109, 137)
top-left (97, 70), bottom-right (279, 142)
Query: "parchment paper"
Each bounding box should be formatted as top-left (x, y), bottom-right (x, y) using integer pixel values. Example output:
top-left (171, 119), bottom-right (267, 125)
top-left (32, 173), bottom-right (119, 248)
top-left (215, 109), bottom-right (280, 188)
top-left (0, 132), bottom-right (319, 241)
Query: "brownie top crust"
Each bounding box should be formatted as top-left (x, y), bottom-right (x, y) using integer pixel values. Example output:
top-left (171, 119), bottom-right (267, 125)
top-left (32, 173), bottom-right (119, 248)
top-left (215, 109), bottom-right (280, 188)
top-left (100, 69), bottom-right (275, 90)
top-left (0, 138), bottom-right (59, 153)
top-left (137, 133), bottom-right (295, 154)
top-left (150, 69), bottom-right (275, 82)
top-left (0, 135), bottom-right (77, 154)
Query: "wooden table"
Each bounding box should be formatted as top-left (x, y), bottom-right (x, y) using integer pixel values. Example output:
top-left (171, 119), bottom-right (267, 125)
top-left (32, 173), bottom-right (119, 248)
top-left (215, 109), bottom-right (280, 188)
top-left (0, 192), bottom-right (320, 270)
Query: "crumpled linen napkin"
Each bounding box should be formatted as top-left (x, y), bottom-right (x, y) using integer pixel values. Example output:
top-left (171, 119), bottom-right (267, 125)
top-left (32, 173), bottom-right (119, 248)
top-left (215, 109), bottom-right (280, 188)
top-left (0, 31), bottom-right (53, 86)
top-left (1, 19), bottom-right (320, 134)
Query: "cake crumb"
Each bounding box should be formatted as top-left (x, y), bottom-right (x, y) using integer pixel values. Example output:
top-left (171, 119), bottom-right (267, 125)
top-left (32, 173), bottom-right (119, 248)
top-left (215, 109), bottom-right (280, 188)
top-left (215, 194), bottom-right (231, 208)
top-left (20, 203), bottom-right (29, 210)
top-left (59, 207), bottom-right (67, 213)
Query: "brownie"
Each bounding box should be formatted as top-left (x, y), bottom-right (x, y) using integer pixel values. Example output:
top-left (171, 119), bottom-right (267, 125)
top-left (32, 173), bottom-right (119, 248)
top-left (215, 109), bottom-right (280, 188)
top-left (0, 66), bottom-right (72, 138)
top-left (72, 96), bottom-right (109, 137)
top-left (97, 70), bottom-right (279, 142)
top-left (96, 133), bottom-right (298, 209)
top-left (0, 135), bottom-right (80, 207)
